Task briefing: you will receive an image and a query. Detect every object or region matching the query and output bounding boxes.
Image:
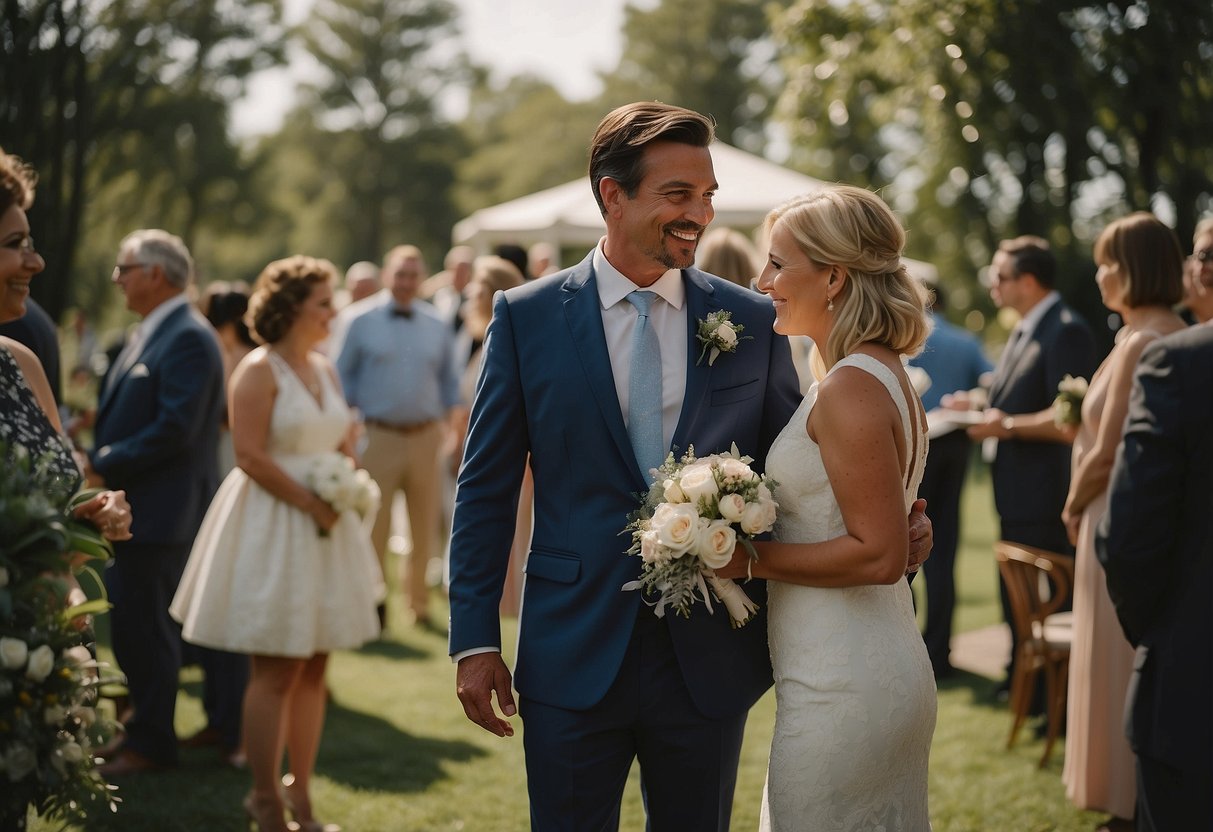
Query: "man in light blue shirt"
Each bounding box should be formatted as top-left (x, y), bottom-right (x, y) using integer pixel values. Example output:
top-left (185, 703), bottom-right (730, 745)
top-left (909, 282), bottom-right (992, 677)
top-left (334, 245), bottom-right (461, 628)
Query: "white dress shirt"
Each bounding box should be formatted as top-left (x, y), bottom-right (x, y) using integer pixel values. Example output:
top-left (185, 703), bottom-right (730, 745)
top-left (593, 240), bottom-right (688, 454)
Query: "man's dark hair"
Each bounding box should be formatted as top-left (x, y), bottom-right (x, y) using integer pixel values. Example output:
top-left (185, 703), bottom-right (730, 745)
top-left (999, 235), bottom-right (1055, 288)
top-left (588, 102), bottom-right (715, 215)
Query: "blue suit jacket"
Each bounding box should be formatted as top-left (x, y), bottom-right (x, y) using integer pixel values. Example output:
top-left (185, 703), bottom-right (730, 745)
top-left (449, 252), bottom-right (801, 718)
top-left (91, 302), bottom-right (224, 547)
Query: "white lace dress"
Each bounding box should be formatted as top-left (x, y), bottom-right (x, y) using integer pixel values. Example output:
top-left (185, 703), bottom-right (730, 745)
top-left (760, 353), bottom-right (936, 832)
top-left (170, 349), bottom-right (384, 657)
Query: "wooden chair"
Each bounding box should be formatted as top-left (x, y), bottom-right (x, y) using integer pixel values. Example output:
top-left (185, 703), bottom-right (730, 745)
top-left (994, 540), bottom-right (1075, 767)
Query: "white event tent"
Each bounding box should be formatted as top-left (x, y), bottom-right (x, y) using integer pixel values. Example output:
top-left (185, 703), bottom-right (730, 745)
top-left (452, 141), bottom-right (938, 283)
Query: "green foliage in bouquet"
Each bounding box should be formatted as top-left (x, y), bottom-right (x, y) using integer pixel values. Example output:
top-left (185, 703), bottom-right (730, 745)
top-left (0, 442), bottom-right (119, 828)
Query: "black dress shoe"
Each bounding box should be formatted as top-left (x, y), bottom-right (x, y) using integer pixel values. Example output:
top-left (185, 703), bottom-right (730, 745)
top-left (96, 748), bottom-right (171, 777)
top-left (179, 726), bottom-right (223, 748)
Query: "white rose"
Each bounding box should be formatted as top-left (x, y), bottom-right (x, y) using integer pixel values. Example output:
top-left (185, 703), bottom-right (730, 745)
top-left (716, 457), bottom-right (755, 485)
top-left (0, 637), bottom-right (28, 670)
top-left (716, 322), bottom-right (738, 346)
top-left (740, 499), bottom-right (778, 536)
top-left (25, 644), bottom-right (55, 682)
top-left (695, 519), bottom-right (737, 569)
top-left (662, 478), bottom-right (687, 504)
top-left (649, 503), bottom-right (700, 555)
top-left (717, 493), bottom-right (746, 523)
top-left (62, 645), bottom-right (93, 667)
top-left (678, 463), bottom-right (719, 503)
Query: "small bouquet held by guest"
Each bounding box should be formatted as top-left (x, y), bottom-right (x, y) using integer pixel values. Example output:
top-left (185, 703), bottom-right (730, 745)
top-left (622, 445), bottom-right (777, 627)
top-left (1052, 374), bottom-right (1089, 428)
top-left (306, 453), bottom-right (380, 532)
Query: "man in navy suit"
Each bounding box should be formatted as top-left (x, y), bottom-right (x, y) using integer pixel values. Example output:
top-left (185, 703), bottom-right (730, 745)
top-left (449, 103), bottom-right (929, 830)
top-left (968, 236), bottom-right (1097, 690)
top-left (85, 229), bottom-right (228, 775)
top-left (1097, 323), bottom-right (1213, 832)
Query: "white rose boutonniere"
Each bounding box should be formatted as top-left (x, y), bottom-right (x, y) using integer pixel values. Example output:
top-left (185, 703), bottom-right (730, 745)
top-left (695, 310), bottom-right (751, 366)
top-left (622, 444), bottom-right (778, 627)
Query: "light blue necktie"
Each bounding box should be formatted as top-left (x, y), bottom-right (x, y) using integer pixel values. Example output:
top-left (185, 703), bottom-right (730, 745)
top-left (626, 290), bottom-right (664, 480)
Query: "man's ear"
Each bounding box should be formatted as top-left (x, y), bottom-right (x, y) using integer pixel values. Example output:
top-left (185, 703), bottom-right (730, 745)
top-left (599, 177), bottom-right (625, 219)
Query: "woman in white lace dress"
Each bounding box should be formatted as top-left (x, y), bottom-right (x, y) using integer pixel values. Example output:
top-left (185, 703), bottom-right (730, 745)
top-left (718, 185), bottom-right (936, 831)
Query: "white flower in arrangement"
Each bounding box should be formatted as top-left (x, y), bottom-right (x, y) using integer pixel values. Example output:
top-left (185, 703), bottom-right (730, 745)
top-left (695, 310), bottom-right (751, 366)
top-left (0, 636), bottom-right (28, 670)
top-left (622, 444), bottom-right (778, 627)
top-left (24, 644), bottom-right (55, 682)
top-left (306, 452), bottom-right (381, 520)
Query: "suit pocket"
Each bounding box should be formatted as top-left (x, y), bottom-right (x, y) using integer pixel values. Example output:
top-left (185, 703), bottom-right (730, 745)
top-left (709, 378), bottom-right (760, 406)
top-left (525, 548), bottom-right (580, 584)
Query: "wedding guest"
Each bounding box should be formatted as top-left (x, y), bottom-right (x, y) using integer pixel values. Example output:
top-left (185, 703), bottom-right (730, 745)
top-left (201, 284), bottom-right (256, 473)
top-left (1060, 213), bottom-right (1186, 831)
top-left (1096, 322), bottom-right (1213, 832)
top-left (335, 245), bottom-right (461, 629)
top-left (909, 280), bottom-right (992, 678)
top-left (343, 260), bottom-right (380, 306)
top-left (171, 256), bottom-right (382, 832)
top-left (0, 146), bottom-right (131, 573)
top-left (1182, 217), bottom-right (1213, 323)
top-left (967, 236), bottom-right (1098, 696)
top-left (444, 255), bottom-right (525, 613)
top-left (697, 227), bottom-right (759, 288)
top-left (86, 228), bottom-right (225, 777)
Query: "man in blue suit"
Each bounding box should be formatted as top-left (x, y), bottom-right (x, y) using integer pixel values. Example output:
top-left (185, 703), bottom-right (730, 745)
top-left (449, 103), bottom-right (928, 830)
top-left (85, 229), bottom-right (229, 775)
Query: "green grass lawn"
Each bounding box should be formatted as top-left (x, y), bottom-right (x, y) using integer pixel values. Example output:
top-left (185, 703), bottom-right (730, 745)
top-left (30, 469), bottom-right (1108, 831)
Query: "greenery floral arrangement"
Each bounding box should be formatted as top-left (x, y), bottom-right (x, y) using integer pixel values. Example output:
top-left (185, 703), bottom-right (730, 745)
top-left (0, 441), bottom-right (119, 829)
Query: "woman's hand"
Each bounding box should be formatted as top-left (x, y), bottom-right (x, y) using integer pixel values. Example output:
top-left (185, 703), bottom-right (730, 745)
top-left (73, 489), bottom-right (133, 541)
top-left (712, 542), bottom-right (758, 581)
top-left (1062, 505), bottom-right (1081, 547)
top-left (308, 495), bottom-right (340, 533)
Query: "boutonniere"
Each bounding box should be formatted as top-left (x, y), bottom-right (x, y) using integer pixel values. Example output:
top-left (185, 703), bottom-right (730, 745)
top-left (695, 310), bottom-right (750, 366)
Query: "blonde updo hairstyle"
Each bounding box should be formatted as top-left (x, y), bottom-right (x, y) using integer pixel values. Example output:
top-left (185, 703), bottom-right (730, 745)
top-left (246, 255), bottom-right (337, 344)
top-left (764, 185), bottom-right (930, 375)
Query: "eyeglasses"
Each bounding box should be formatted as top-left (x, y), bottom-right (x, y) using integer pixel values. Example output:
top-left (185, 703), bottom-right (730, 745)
top-left (1188, 249), bottom-right (1213, 265)
top-left (112, 263), bottom-right (148, 279)
top-left (982, 266), bottom-right (1019, 287)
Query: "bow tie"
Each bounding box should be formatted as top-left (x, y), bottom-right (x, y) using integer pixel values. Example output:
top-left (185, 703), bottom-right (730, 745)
top-left (391, 307), bottom-right (413, 319)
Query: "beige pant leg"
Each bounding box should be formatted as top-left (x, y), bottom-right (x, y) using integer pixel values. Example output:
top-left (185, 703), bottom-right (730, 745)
top-left (361, 426), bottom-right (410, 585)
top-left (399, 422), bottom-right (443, 619)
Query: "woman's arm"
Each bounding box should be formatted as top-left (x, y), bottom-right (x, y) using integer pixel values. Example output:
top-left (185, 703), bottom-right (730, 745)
top-left (731, 365), bottom-right (911, 588)
top-left (1063, 332), bottom-right (1157, 532)
top-left (4, 336), bottom-right (62, 432)
top-left (231, 354), bottom-right (338, 531)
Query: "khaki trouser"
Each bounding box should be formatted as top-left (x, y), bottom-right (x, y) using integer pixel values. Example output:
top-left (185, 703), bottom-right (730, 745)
top-left (362, 421), bottom-right (443, 619)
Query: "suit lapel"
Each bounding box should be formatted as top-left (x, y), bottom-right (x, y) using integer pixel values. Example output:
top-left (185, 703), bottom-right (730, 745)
top-left (671, 269), bottom-right (719, 456)
top-left (990, 302), bottom-right (1059, 404)
top-left (561, 262), bottom-right (641, 482)
top-left (98, 304), bottom-right (184, 413)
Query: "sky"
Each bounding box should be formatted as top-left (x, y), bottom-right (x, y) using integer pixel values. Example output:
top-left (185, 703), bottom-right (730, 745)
top-left (230, 0), bottom-right (651, 137)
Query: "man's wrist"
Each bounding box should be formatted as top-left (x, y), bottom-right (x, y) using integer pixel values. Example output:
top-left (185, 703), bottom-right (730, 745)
top-left (1000, 415), bottom-right (1015, 437)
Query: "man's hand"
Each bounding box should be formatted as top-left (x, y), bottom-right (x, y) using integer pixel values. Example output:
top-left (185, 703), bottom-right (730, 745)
top-left (966, 408), bottom-right (1012, 442)
top-left (456, 652), bottom-right (516, 738)
top-left (907, 498), bottom-right (932, 573)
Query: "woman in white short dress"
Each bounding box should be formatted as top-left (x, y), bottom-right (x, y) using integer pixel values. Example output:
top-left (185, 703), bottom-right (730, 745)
top-left (172, 256), bottom-right (382, 832)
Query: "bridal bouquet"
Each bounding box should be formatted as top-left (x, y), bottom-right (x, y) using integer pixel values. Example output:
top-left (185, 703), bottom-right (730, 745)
top-left (306, 453), bottom-right (380, 520)
top-left (1052, 374), bottom-right (1089, 428)
top-left (622, 445), bottom-right (777, 627)
top-left (1, 441), bottom-right (119, 828)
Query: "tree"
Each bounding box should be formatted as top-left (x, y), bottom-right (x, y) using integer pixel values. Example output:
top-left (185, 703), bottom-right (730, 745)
top-left (772, 0), bottom-right (1213, 334)
top-left (599, 0), bottom-right (792, 151)
top-left (295, 0), bottom-right (469, 264)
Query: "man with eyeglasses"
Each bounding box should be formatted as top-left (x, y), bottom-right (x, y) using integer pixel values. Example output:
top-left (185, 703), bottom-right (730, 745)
top-left (967, 235), bottom-right (1097, 698)
top-left (1182, 217), bottom-right (1213, 324)
top-left (85, 229), bottom-right (229, 777)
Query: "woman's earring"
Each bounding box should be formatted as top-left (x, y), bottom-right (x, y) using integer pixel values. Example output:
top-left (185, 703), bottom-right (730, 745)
top-left (827, 295), bottom-right (835, 312)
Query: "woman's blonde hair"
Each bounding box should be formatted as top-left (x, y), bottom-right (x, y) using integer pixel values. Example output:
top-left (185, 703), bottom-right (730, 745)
top-left (764, 185), bottom-right (930, 372)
